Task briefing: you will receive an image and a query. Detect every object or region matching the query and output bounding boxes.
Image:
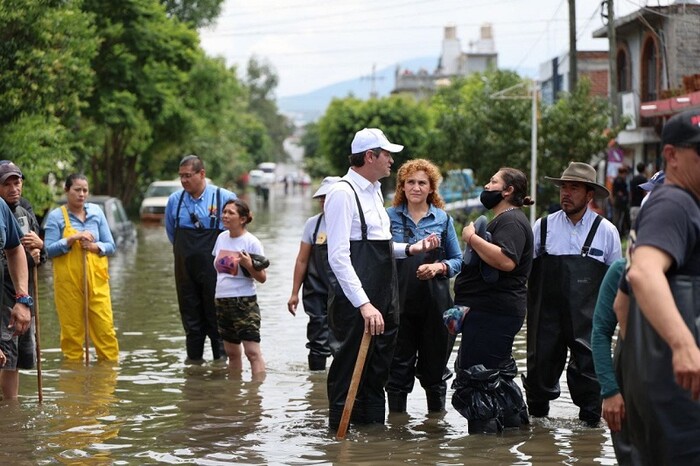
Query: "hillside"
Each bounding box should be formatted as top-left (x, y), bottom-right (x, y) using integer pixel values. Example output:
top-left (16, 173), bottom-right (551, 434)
top-left (278, 56), bottom-right (437, 124)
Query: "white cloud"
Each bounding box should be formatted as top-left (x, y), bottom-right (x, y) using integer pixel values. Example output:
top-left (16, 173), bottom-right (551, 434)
top-left (199, 0), bottom-right (667, 97)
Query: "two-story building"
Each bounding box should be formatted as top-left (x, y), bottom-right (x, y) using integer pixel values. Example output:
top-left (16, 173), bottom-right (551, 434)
top-left (593, 1), bottom-right (700, 169)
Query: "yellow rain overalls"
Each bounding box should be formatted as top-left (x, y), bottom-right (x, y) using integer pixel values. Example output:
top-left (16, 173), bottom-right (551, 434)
top-left (53, 206), bottom-right (119, 361)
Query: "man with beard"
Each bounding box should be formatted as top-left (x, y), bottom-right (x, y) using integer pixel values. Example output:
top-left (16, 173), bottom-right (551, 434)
top-left (524, 162), bottom-right (622, 427)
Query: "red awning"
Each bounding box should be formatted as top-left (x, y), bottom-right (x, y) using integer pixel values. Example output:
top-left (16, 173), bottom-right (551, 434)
top-left (640, 91), bottom-right (700, 118)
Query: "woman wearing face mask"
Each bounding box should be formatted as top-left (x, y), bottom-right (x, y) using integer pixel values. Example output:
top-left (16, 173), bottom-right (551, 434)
top-left (450, 167), bottom-right (534, 434)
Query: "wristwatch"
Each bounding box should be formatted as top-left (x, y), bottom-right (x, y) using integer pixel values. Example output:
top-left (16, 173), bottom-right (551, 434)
top-left (16, 294), bottom-right (33, 308)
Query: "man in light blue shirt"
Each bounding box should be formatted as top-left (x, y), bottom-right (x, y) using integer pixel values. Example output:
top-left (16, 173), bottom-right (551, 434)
top-left (524, 162), bottom-right (621, 427)
top-left (165, 155), bottom-right (237, 364)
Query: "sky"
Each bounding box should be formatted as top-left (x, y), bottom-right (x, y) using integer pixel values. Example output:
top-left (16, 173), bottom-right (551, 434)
top-left (198, 0), bottom-right (668, 97)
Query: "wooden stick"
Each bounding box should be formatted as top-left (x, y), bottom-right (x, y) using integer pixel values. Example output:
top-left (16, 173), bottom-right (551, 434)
top-left (336, 331), bottom-right (372, 440)
top-left (83, 249), bottom-right (90, 366)
top-left (33, 266), bottom-right (43, 403)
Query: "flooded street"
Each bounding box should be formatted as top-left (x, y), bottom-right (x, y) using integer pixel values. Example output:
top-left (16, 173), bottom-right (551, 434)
top-left (0, 184), bottom-right (616, 465)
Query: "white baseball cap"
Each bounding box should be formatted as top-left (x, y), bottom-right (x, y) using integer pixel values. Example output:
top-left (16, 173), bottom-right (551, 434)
top-left (351, 128), bottom-right (404, 154)
top-left (313, 176), bottom-right (342, 198)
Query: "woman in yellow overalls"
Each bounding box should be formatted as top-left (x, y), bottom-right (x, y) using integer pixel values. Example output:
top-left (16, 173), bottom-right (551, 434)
top-left (44, 174), bottom-right (119, 361)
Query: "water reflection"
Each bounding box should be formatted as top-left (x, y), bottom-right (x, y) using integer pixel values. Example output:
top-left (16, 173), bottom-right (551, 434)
top-left (0, 185), bottom-right (617, 464)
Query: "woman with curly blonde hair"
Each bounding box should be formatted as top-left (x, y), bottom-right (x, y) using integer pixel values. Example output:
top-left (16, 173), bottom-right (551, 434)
top-left (386, 158), bottom-right (462, 413)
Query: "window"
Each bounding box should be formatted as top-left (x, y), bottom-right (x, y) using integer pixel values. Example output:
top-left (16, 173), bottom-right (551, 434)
top-left (616, 48), bottom-right (629, 92)
top-left (641, 37), bottom-right (658, 101)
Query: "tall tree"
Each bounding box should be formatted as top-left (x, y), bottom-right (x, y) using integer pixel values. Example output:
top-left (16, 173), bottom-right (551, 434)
top-left (0, 0), bottom-right (98, 211)
top-left (539, 78), bottom-right (613, 210)
top-left (427, 70), bottom-right (531, 185)
top-left (161, 0), bottom-right (225, 28)
top-left (244, 57), bottom-right (293, 165)
top-left (317, 95), bottom-right (430, 184)
top-left (80, 0), bottom-right (201, 205)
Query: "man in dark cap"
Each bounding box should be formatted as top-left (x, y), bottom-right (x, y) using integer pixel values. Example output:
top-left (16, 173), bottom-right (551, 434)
top-left (624, 108), bottom-right (700, 464)
top-left (0, 161), bottom-right (45, 400)
top-left (524, 161), bottom-right (622, 427)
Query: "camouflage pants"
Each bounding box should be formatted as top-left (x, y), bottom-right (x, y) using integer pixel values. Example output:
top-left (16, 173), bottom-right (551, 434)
top-left (215, 295), bottom-right (261, 343)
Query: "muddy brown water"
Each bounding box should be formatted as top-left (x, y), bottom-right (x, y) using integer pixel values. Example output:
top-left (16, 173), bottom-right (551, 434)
top-left (0, 186), bottom-right (616, 465)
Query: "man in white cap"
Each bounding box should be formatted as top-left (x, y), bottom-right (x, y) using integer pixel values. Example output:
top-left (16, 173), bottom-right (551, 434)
top-left (323, 128), bottom-right (438, 430)
top-left (624, 108), bottom-right (700, 463)
top-left (287, 175), bottom-right (341, 371)
top-left (524, 161), bottom-right (622, 427)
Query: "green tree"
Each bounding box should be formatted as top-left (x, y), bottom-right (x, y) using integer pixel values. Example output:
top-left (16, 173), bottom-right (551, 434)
top-left (161, 0), bottom-right (225, 28)
top-left (317, 95), bottom-right (431, 182)
top-left (427, 70), bottom-right (531, 186)
top-left (539, 78), bottom-right (613, 211)
top-left (0, 0), bottom-right (98, 212)
top-left (244, 57), bottom-right (293, 165)
top-left (79, 0), bottom-right (201, 206)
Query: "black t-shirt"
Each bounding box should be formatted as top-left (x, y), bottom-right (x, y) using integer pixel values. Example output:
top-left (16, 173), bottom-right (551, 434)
top-left (629, 174), bottom-right (647, 207)
top-left (453, 209), bottom-right (534, 316)
top-left (635, 184), bottom-right (700, 276)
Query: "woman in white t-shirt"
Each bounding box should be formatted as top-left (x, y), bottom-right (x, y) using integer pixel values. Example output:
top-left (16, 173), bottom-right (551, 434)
top-left (212, 199), bottom-right (267, 377)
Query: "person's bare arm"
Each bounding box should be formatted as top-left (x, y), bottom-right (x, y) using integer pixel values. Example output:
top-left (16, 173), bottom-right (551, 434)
top-left (627, 245), bottom-right (700, 400)
top-left (288, 242), bottom-right (312, 316)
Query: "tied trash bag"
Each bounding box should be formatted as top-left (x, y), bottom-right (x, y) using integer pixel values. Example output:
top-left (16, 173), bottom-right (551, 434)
top-left (452, 359), bottom-right (528, 431)
top-left (452, 364), bottom-right (502, 422)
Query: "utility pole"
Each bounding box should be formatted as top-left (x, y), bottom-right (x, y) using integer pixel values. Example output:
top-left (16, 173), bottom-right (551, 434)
top-left (490, 81), bottom-right (539, 225)
top-left (362, 63), bottom-right (384, 99)
top-left (569, 0), bottom-right (578, 92)
top-left (606, 0), bottom-right (619, 126)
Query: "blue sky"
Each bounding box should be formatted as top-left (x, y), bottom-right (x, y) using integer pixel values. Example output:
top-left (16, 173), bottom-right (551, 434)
top-left (199, 0), bottom-right (664, 97)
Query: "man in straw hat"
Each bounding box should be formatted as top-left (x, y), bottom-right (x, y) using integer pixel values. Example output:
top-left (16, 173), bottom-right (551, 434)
top-left (524, 161), bottom-right (622, 427)
top-left (623, 108), bottom-right (700, 463)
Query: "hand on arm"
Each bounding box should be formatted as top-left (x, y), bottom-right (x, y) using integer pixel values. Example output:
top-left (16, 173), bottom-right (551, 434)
top-left (464, 225), bottom-right (516, 271)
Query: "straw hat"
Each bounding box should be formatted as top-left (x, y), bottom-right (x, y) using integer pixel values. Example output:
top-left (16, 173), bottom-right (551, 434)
top-left (545, 162), bottom-right (609, 200)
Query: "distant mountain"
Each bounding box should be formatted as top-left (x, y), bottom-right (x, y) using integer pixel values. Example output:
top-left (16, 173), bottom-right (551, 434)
top-left (278, 56), bottom-right (437, 124)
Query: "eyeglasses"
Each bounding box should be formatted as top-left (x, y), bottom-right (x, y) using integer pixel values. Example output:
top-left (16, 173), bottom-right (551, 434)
top-left (179, 171), bottom-right (201, 180)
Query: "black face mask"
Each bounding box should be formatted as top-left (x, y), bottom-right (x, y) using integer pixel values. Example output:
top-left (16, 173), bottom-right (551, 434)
top-left (480, 189), bottom-right (503, 210)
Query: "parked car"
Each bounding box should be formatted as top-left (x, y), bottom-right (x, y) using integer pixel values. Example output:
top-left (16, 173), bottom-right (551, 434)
top-left (139, 180), bottom-right (181, 224)
top-left (43, 196), bottom-right (136, 249)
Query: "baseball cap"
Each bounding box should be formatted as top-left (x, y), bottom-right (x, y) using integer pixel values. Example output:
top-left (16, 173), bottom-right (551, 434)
top-left (350, 128), bottom-right (404, 154)
top-left (313, 176), bottom-right (342, 198)
top-left (661, 109), bottom-right (700, 146)
top-left (0, 162), bottom-right (23, 184)
top-left (638, 170), bottom-right (665, 191)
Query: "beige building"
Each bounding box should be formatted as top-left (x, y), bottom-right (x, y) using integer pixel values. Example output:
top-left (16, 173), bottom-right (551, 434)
top-left (392, 24), bottom-right (498, 99)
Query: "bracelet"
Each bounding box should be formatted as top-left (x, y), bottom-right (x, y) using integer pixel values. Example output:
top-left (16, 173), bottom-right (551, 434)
top-left (442, 262), bottom-right (448, 276)
top-left (405, 244), bottom-right (412, 257)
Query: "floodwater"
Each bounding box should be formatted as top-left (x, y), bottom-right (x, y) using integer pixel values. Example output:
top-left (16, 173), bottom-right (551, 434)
top-left (0, 184), bottom-right (616, 465)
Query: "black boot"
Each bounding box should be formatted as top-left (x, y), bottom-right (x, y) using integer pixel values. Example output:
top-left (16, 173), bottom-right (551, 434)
top-left (425, 384), bottom-right (447, 413)
top-left (387, 392), bottom-right (407, 413)
top-left (308, 354), bottom-right (327, 371)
